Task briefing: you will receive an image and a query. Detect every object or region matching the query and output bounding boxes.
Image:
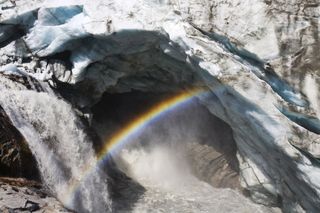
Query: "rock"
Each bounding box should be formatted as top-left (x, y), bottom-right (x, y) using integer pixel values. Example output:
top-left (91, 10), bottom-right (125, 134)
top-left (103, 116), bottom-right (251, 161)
top-left (0, 104), bottom-right (40, 180)
top-left (0, 177), bottom-right (72, 213)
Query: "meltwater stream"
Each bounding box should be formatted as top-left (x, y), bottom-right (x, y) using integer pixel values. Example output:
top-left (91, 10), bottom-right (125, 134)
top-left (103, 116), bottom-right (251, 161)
top-left (0, 77), bottom-right (278, 212)
top-left (113, 145), bottom-right (277, 213)
top-left (0, 77), bottom-right (112, 212)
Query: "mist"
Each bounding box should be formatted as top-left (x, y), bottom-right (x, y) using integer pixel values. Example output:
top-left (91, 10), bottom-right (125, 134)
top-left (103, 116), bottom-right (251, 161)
top-left (90, 91), bottom-right (276, 212)
top-left (92, 91), bottom-right (240, 190)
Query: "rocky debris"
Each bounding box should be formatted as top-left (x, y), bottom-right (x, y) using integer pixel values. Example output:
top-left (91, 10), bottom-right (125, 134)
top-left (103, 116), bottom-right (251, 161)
top-left (48, 60), bottom-right (72, 83)
top-left (0, 177), bottom-right (72, 213)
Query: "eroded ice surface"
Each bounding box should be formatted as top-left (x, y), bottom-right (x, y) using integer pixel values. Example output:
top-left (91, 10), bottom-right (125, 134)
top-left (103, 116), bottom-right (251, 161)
top-left (0, 0), bottom-right (319, 212)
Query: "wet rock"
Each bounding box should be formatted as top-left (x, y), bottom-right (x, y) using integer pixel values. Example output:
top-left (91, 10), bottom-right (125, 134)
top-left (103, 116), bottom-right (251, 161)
top-left (0, 177), bottom-right (71, 213)
top-left (0, 105), bottom-right (40, 180)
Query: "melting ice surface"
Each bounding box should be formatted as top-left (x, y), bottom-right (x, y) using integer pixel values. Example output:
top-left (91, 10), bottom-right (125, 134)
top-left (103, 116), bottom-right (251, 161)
top-left (194, 27), bottom-right (308, 108)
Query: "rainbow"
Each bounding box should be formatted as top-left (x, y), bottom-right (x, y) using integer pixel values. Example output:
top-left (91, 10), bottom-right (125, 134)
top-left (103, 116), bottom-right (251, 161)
top-left (65, 87), bottom-right (208, 202)
top-left (96, 87), bottom-right (206, 158)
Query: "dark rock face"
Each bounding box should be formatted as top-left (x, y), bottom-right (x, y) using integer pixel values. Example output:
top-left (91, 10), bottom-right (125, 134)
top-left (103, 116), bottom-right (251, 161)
top-left (186, 142), bottom-right (241, 190)
top-left (0, 105), bottom-right (40, 180)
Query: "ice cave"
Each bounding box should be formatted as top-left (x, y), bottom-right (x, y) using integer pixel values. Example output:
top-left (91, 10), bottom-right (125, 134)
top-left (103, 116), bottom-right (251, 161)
top-left (0, 0), bottom-right (320, 213)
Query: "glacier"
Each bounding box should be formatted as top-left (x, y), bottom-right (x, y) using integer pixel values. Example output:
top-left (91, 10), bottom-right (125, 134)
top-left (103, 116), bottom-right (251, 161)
top-left (0, 0), bottom-right (319, 212)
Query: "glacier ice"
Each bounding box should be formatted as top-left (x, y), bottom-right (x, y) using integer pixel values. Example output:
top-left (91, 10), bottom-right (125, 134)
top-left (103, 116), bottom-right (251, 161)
top-left (0, 0), bottom-right (319, 212)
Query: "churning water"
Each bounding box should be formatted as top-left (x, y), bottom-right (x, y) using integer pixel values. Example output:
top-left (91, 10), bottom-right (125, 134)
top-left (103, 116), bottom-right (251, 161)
top-left (113, 145), bottom-right (277, 213)
top-left (0, 76), bottom-right (279, 212)
top-left (0, 79), bottom-right (111, 212)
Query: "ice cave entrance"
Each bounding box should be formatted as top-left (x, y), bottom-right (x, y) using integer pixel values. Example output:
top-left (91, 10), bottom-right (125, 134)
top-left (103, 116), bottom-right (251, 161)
top-left (91, 91), bottom-right (241, 191)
